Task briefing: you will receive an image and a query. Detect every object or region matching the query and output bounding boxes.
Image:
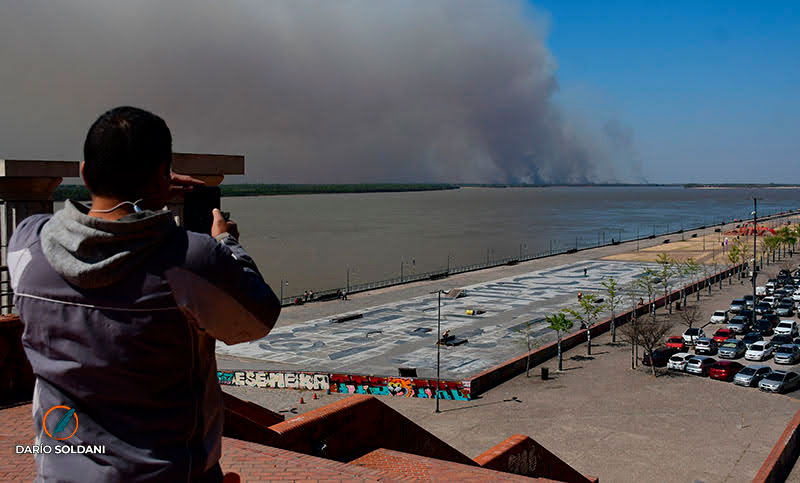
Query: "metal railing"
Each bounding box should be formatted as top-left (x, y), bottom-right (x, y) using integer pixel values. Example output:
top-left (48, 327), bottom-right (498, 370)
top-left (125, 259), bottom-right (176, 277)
top-left (280, 207), bottom-right (800, 305)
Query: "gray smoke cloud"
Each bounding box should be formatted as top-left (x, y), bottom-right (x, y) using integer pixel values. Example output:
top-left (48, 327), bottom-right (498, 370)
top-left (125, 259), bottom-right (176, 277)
top-left (0, 1), bottom-right (636, 184)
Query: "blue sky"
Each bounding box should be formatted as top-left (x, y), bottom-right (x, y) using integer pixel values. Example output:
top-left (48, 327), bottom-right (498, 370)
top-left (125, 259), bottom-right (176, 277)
top-left (533, 1), bottom-right (799, 183)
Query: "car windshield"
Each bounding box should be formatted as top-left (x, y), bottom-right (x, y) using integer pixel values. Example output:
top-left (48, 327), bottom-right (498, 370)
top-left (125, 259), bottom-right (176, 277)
top-left (669, 355), bottom-right (684, 362)
top-left (722, 343), bottom-right (737, 349)
top-left (739, 367), bottom-right (756, 375)
top-left (714, 311), bottom-right (725, 316)
top-left (750, 344), bottom-right (765, 351)
top-left (669, 337), bottom-right (682, 342)
top-left (765, 373), bottom-right (786, 381)
top-left (779, 322), bottom-right (792, 328)
top-left (777, 345), bottom-right (795, 352)
top-left (686, 328), bottom-right (700, 335)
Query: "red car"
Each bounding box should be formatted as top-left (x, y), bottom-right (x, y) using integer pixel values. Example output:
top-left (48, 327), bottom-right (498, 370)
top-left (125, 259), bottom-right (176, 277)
top-left (666, 336), bottom-right (687, 351)
top-left (709, 361), bottom-right (744, 382)
top-left (712, 328), bottom-right (736, 343)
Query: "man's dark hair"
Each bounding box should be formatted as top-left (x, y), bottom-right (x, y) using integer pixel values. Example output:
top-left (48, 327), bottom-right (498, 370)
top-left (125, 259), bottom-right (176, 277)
top-left (83, 106), bottom-right (172, 200)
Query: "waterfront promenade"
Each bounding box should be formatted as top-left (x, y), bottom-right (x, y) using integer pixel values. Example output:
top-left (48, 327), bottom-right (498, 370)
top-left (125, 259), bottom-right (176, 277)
top-left (217, 215), bottom-right (794, 379)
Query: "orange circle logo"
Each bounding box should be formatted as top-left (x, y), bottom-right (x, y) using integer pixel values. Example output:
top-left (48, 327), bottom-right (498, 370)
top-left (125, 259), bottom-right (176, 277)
top-left (43, 405), bottom-right (79, 441)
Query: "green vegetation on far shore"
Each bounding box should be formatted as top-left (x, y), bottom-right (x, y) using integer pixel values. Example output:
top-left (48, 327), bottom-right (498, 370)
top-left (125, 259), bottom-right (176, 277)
top-left (53, 183), bottom-right (459, 201)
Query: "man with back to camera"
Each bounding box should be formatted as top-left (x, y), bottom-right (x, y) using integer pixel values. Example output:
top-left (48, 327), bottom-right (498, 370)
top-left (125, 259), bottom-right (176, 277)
top-left (7, 106), bottom-right (281, 481)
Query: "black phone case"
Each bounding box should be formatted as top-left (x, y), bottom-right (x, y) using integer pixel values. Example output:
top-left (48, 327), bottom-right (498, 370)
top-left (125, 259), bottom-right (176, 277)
top-left (183, 186), bottom-right (221, 235)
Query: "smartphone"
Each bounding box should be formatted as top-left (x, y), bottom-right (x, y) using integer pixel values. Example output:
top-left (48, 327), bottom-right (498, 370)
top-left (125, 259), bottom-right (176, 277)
top-left (183, 186), bottom-right (221, 234)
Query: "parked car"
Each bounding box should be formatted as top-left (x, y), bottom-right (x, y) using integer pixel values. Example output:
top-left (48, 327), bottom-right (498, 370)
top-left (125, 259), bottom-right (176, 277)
top-left (683, 327), bottom-right (706, 345)
top-left (741, 332), bottom-right (763, 349)
top-left (745, 341), bottom-right (775, 361)
top-left (755, 302), bottom-right (773, 315)
top-left (727, 316), bottom-right (751, 334)
top-left (774, 345), bottom-right (800, 365)
top-left (642, 347), bottom-right (680, 367)
top-left (766, 280), bottom-right (777, 293)
top-left (709, 361), bottom-right (745, 382)
top-left (754, 319), bottom-right (774, 337)
top-left (733, 364), bottom-right (772, 387)
top-left (756, 286), bottom-right (767, 296)
top-left (744, 295), bottom-right (755, 308)
top-left (772, 334), bottom-right (794, 346)
top-left (730, 299), bottom-right (746, 314)
top-left (712, 328), bottom-right (736, 343)
top-left (667, 352), bottom-right (694, 371)
top-left (759, 370), bottom-right (800, 393)
top-left (762, 296), bottom-right (778, 308)
top-left (694, 338), bottom-right (718, 356)
top-left (761, 313), bottom-right (779, 328)
top-left (775, 320), bottom-right (799, 337)
top-left (793, 289), bottom-right (800, 302)
top-left (777, 303), bottom-right (796, 317)
top-left (739, 309), bottom-right (755, 321)
top-left (686, 356), bottom-right (717, 376)
top-left (718, 340), bottom-right (746, 359)
top-left (666, 336), bottom-right (688, 351)
top-left (710, 310), bottom-right (729, 324)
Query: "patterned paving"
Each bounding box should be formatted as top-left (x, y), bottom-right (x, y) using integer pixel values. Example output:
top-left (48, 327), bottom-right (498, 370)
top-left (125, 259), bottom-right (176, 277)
top-left (217, 260), bottom-right (680, 379)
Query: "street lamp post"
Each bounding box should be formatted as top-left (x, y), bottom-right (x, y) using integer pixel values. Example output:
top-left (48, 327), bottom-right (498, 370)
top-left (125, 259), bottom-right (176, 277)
top-left (280, 279), bottom-right (288, 305)
top-left (429, 289), bottom-right (445, 414)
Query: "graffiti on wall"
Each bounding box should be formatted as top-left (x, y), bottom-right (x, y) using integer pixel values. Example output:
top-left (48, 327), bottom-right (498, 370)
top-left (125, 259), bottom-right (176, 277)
top-left (217, 370), bottom-right (329, 390)
top-left (329, 374), bottom-right (470, 400)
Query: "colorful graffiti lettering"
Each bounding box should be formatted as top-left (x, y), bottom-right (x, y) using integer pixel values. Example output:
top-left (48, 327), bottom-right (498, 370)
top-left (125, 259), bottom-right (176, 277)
top-left (329, 374), bottom-right (470, 400)
top-left (217, 370), bottom-right (329, 390)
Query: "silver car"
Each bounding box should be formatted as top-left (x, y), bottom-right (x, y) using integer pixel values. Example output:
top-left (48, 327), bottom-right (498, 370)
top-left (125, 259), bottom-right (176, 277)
top-left (718, 340), bottom-right (746, 359)
top-left (734, 365), bottom-right (772, 387)
top-left (759, 370), bottom-right (800, 393)
top-left (667, 352), bottom-right (693, 371)
top-left (774, 344), bottom-right (800, 365)
top-left (686, 356), bottom-right (716, 376)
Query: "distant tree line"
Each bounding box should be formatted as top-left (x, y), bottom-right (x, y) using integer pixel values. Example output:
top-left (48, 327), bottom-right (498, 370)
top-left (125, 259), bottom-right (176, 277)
top-left (54, 183), bottom-right (459, 201)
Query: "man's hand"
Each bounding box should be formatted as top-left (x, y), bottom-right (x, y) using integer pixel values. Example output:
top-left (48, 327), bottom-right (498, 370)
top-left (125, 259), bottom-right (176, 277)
top-left (169, 172), bottom-right (205, 196)
top-left (211, 208), bottom-right (239, 239)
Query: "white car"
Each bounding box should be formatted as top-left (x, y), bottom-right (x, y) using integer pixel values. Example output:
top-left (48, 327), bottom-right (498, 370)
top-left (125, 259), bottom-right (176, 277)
top-left (756, 286), bottom-right (767, 296)
top-left (667, 352), bottom-right (693, 371)
top-left (682, 327), bottom-right (706, 345)
top-left (793, 290), bottom-right (800, 302)
top-left (745, 341), bottom-right (775, 361)
top-left (709, 310), bottom-right (728, 324)
top-left (775, 320), bottom-right (799, 337)
top-left (763, 296), bottom-right (778, 308)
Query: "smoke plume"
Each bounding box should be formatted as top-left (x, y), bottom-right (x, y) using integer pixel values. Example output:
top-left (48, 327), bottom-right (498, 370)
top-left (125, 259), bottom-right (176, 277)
top-left (0, 1), bottom-right (636, 183)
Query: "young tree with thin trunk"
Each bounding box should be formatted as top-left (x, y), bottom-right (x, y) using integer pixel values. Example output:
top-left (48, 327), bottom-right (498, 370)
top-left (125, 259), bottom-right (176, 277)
top-left (636, 268), bottom-right (659, 321)
top-left (516, 319), bottom-right (543, 377)
top-left (546, 313), bottom-right (573, 372)
top-left (601, 276), bottom-right (623, 343)
top-left (680, 258), bottom-right (701, 303)
top-left (564, 293), bottom-right (606, 356)
top-left (620, 313), bottom-right (674, 376)
top-left (656, 253), bottom-right (678, 313)
top-left (625, 284), bottom-right (642, 369)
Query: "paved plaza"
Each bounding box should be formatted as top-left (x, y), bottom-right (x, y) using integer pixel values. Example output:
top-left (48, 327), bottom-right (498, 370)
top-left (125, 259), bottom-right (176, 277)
top-left (216, 259), bottom-right (675, 378)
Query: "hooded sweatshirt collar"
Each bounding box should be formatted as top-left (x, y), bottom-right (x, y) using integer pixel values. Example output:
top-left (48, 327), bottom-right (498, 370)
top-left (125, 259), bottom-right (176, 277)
top-left (40, 199), bottom-right (178, 289)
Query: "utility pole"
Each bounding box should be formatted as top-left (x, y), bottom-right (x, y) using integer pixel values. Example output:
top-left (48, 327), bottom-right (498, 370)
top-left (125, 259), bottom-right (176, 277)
top-left (280, 279), bottom-right (287, 305)
top-left (752, 198), bottom-right (758, 329)
top-left (346, 268), bottom-right (350, 294)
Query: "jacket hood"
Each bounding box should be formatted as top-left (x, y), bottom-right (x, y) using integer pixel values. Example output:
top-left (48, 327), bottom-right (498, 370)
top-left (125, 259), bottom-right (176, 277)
top-left (41, 199), bottom-right (178, 288)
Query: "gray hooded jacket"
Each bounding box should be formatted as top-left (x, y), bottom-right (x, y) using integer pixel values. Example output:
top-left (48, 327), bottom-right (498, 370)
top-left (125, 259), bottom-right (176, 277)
top-left (8, 200), bottom-right (280, 482)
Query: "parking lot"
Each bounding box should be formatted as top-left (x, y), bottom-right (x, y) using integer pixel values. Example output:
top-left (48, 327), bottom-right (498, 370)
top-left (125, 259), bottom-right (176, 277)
top-left (664, 263), bottom-right (800, 396)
